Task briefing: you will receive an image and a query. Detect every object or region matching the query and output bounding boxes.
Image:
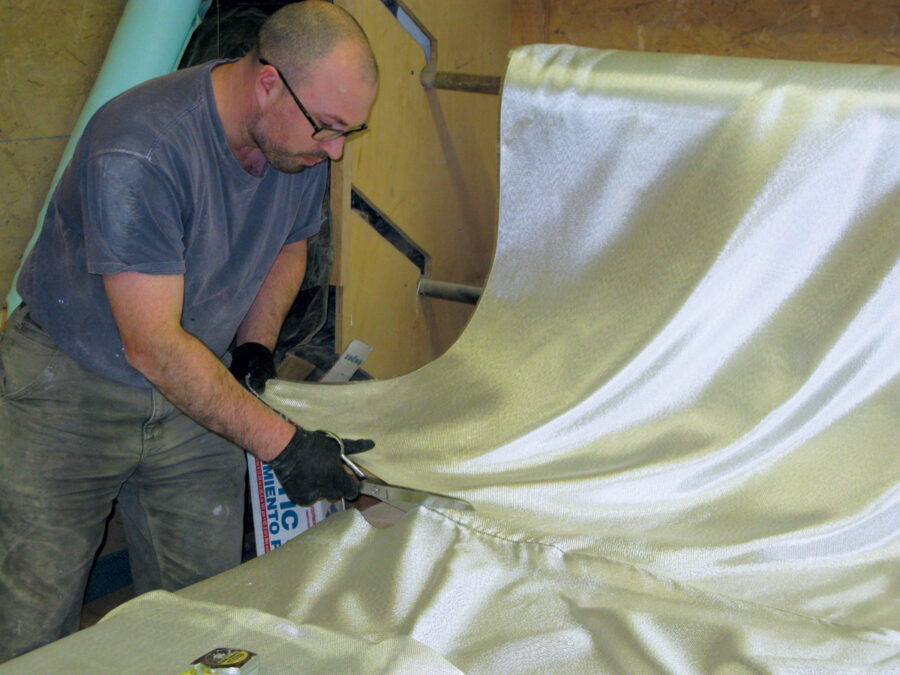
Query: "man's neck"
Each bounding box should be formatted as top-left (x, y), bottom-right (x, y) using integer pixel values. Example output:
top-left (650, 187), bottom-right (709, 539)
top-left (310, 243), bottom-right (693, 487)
top-left (211, 59), bottom-right (267, 176)
top-left (233, 146), bottom-right (268, 177)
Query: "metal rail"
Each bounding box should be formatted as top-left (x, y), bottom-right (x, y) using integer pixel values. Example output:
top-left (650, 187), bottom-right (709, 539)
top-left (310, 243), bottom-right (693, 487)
top-left (417, 278), bottom-right (482, 304)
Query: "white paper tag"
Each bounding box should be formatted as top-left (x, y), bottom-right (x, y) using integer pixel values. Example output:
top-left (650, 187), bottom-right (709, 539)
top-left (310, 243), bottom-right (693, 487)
top-left (319, 339), bottom-right (373, 383)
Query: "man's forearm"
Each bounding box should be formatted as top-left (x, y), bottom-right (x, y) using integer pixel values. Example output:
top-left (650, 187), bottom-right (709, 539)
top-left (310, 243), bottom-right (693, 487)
top-left (103, 245), bottom-right (306, 462)
top-left (236, 239), bottom-right (308, 349)
top-left (131, 327), bottom-right (294, 461)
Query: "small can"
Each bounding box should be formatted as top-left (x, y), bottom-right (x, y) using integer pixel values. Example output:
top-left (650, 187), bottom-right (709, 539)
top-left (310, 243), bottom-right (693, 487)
top-left (181, 647), bottom-right (259, 675)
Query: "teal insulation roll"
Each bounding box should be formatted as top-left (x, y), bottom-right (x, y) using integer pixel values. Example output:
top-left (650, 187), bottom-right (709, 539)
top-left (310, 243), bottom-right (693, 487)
top-left (5, 0), bottom-right (210, 312)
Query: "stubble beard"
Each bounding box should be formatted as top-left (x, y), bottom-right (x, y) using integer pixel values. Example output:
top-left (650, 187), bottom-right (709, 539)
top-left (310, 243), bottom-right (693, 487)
top-left (249, 113), bottom-right (328, 174)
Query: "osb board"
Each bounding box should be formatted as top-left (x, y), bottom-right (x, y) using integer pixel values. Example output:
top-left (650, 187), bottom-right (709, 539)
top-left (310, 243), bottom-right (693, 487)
top-left (334, 0), bottom-right (511, 378)
top-left (512, 0), bottom-right (900, 65)
top-left (0, 0), bottom-right (127, 301)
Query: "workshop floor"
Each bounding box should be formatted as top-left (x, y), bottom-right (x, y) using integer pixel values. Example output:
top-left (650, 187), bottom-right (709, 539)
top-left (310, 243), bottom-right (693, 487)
top-left (80, 585), bottom-right (135, 628)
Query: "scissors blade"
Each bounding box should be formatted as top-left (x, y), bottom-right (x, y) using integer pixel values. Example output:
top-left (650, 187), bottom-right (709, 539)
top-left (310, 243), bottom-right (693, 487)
top-left (358, 479), bottom-right (474, 512)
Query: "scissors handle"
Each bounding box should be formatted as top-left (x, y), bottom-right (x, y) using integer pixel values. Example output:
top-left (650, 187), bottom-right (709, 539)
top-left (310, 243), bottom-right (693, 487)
top-left (323, 430), bottom-right (367, 479)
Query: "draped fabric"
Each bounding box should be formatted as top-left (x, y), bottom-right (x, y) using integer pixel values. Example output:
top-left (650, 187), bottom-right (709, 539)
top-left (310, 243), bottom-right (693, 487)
top-left (5, 45), bottom-right (899, 673)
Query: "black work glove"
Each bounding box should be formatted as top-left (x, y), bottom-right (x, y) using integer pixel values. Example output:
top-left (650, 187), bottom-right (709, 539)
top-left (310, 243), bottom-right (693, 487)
top-left (230, 342), bottom-right (277, 393)
top-left (269, 428), bottom-right (375, 505)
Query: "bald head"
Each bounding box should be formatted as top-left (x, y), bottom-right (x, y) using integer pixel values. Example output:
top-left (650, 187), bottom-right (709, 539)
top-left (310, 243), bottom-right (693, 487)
top-left (257, 0), bottom-right (377, 87)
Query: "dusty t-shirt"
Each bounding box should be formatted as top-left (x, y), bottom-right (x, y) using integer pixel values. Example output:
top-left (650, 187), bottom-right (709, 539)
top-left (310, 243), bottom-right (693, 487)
top-left (18, 60), bottom-right (327, 388)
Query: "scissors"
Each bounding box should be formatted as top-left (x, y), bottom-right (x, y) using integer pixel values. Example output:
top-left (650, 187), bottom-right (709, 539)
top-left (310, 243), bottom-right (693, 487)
top-left (322, 431), bottom-right (474, 512)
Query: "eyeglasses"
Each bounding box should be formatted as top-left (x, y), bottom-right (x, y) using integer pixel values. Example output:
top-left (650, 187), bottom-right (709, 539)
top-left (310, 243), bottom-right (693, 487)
top-left (259, 58), bottom-right (367, 141)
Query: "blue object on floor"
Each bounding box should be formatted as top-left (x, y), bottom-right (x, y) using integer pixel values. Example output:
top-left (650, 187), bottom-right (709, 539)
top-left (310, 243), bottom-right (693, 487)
top-left (84, 550), bottom-right (132, 605)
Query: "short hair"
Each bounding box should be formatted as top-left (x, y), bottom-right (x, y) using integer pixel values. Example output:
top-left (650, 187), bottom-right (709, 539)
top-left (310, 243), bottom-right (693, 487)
top-left (257, 0), bottom-right (377, 86)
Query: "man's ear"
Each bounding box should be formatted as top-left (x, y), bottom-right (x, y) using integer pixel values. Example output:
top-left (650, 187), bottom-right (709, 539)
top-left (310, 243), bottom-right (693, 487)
top-left (256, 62), bottom-right (280, 106)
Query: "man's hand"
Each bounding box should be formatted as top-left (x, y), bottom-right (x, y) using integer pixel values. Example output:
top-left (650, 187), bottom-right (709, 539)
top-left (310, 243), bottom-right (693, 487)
top-left (230, 342), bottom-right (277, 393)
top-left (269, 428), bottom-right (375, 505)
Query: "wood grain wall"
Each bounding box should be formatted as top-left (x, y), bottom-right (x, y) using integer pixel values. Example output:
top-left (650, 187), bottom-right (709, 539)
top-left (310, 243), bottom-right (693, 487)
top-left (333, 0), bottom-right (510, 378)
top-left (0, 0), bottom-right (127, 308)
top-left (512, 0), bottom-right (900, 65)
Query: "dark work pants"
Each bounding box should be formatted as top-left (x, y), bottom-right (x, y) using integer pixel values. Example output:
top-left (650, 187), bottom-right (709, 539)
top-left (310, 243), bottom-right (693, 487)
top-left (0, 305), bottom-right (246, 663)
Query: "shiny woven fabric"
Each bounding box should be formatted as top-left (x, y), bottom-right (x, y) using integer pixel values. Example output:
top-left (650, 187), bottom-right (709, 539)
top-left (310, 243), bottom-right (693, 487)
top-left (259, 44), bottom-right (900, 671)
top-left (6, 45), bottom-right (899, 673)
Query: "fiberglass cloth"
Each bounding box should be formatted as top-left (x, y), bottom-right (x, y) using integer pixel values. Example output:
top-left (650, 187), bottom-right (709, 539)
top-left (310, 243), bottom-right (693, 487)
top-left (255, 45), bottom-right (900, 671)
top-left (5, 44), bottom-right (899, 673)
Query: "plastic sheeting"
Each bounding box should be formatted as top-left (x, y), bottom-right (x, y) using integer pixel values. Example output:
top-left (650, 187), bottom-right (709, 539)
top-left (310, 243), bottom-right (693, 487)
top-left (4, 45), bottom-right (899, 673)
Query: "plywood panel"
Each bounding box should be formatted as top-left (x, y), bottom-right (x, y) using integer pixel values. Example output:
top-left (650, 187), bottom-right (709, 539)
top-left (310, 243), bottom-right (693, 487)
top-left (0, 0), bottom-right (127, 303)
top-left (512, 0), bottom-right (550, 45)
top-left (342, 210), bottom-right (436, 378)
top-left (334, 0), bottom-right (511, 377)
top-left (513, 0), bottom-right (900, 65)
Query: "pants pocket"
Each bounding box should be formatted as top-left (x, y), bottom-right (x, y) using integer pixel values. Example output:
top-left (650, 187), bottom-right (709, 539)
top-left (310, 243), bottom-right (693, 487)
top-left (0, 315), bottom-right (61, 402)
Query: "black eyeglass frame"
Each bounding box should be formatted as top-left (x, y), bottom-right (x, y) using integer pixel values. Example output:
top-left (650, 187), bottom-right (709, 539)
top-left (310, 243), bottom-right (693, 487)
top-left (258, 58), bottom-right (367, 141)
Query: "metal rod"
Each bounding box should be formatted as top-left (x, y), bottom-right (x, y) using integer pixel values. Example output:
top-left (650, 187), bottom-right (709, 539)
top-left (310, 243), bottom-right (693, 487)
top-left (420, 68), bottom-right (501, 95)
top-left (417, 278), bottom-right (482, 305)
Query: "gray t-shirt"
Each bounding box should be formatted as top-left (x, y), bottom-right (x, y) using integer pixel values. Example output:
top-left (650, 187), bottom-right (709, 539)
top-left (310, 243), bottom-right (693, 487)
top-left (18, 60), bottom-right (327, 388)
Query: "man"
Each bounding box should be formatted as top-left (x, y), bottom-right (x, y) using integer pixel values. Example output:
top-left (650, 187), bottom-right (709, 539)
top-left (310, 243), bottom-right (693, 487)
top-left (0, 0), bottom-right (377, 661)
